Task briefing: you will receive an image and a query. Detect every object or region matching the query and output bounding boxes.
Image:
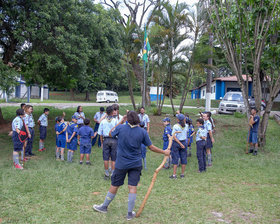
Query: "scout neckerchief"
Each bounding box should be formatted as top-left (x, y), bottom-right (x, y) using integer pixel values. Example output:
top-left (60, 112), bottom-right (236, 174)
top-left (128, 123), bottom-right (138, 128)
top-left (106, 116), bottom-right (114, 123)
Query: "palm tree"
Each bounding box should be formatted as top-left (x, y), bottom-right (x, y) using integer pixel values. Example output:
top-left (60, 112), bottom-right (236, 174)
top-left (152, 0), bottom-right (190, 114)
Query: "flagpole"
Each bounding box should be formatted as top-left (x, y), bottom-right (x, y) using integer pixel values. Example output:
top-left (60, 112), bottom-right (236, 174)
top-left (143, 60), bottom-right (146, 107)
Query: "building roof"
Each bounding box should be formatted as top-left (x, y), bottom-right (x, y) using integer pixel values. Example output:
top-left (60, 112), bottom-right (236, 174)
top-left (190, 75), bottom-right (252, 91)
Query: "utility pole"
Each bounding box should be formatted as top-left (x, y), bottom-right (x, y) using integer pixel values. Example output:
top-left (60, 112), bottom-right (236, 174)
top-left (205, 33), bottom-right (213, 112)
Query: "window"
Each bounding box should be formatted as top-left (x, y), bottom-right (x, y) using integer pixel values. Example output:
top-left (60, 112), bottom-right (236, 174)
top-left (203, 90), bottom-right (205, 96)
top-left (214, 86), bottom-right (216, 93)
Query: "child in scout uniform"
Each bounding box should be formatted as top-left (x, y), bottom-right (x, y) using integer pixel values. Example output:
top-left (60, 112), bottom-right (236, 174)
top-left (138, 107), bottom-right (150, 133)
top-left (25, 105), bottom-right (35, 157)
top-left (78, 118), bottom-right (95, 165)
top-left (38, 108), bottom-right (49, 152)
top-left (195, 118), bottom-right (207, 173)
top-left (92, 107), bottom-right (105, 148)
top-left (66, 115), bottom-right (79, 162)
top-left (12, 109), bottom-right (27, 170)
top-left (203, 112), bottom-right (215, 166)
top-left (56, 116), bottom-right (68, 161)
top-left (162, 117), bottom-right (172, 169)
top-left (140, 122), bottom-right (147, 170)
top-left (187, 119), bottom-right (194, 157)
top-left (170, 114), bottom-right (189, 179)
top-left (22, 105), bottom-right (31, 160)
top-left (74, 106), bottom-right (85, 129)
top-left (248, 108), bottom-right (260, 156)
top-left (55, 117), bottom-right (60, 157)
top-left (98, 106), bottom-right (118, 179)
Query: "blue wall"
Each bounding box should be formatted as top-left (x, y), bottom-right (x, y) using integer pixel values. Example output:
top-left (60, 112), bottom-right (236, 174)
top-left (191, 89), bottom-right (201, 99)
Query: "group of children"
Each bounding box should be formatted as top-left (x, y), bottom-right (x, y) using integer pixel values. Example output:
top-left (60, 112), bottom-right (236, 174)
top-left (11, 103), bottom-right (215, 177)
top-left (162, 111), bottom-right (215, 179)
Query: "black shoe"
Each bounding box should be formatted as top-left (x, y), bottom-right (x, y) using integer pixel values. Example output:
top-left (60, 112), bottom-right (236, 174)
top-left (180, 174), bottom-right (185, 178)
top-left (126, 211), bottom-right (136, 221)
top-left (249, 149), bottom-right (254, 153)
top-left (104, 174), bottom-right (110, 180)
top-left (79, 161), bottom-right (83, 164)
top-left (29, 153), bottom-right (35, 156)
top-left (169, 175), bottom-right (177, 179)
top-left (253, 151), bottom-right (258, 156)
top-left (86, 161), bottom-right (91, 165)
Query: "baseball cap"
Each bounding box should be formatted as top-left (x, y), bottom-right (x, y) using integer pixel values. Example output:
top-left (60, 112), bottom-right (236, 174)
top-left (176, 113), bottom-right (185, 121)
top-left (163, 117), bottom-right (171, 122)
top-left (100, 107), bottom-right (105, 112)
top-left (72, 115), bottom-right (78, 119)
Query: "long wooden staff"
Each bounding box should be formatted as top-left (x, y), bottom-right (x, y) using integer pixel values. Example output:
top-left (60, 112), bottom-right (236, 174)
top-left (136, 132), bottom-right (179, 218)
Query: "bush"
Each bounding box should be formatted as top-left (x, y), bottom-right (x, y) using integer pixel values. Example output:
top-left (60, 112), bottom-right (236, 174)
top-left (234, 112), bottom-right (245, 118)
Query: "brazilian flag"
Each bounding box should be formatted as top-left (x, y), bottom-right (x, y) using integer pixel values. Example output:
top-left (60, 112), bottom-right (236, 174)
top-left (142, 26), bottom-right (151, 62)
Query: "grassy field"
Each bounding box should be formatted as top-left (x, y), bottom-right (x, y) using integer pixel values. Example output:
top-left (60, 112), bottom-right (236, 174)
top-left (0, 106), bottom-right (280, 224)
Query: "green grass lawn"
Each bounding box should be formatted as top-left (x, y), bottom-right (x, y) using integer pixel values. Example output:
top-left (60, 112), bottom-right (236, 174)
top-left (0, 106), bottom-right (280, 223)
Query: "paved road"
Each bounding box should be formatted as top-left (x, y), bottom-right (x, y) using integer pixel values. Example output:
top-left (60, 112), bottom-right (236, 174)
top-left (0, 102), bottom-right (210, 110)
top-left (1, 102), bottom-right (279, 117)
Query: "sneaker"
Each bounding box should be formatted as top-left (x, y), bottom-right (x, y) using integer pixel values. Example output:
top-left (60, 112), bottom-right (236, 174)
top-left (126, 211), bottom-right (136, 221)
top-left (42, 148), bottom-right (46, 151)
top-left (29, 153), bottom-right (35, 156)
top-left (38, 149), bottom-right (43, 152)
top-left (180, 174), bottom-right (185, 178)
top-left (207, 164), bottom-right (212, 167)
top-left (86, 161), bottom-right (91, 165)
top-left (79, 161), bottom-right (83, 164)
top-left (253, 151), bottom-right (258, 156)
top-left (14, 164), bottom-right (24, 170)
top-left (169, 175), bottom-right (177, 179)
top-left (93, 204), bottom-right (107, 213)
top-left (104, 173), bottom-right (110, 180)
top-left (249, 149), bottom-right (254, 153)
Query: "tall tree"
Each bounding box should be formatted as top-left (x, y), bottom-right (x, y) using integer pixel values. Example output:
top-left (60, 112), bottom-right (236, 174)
top-left (152, 1), bottom-right (190, 114)
top-left (202, 0), bottom-right (279, 147)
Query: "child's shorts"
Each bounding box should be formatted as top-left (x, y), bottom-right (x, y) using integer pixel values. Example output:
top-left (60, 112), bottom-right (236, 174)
top-left (163, 140), bottom-right (169, 150)
top-left (67, 139), bottom-right (77, 151)
top-left (206, 133), bottom-right (213, 149)
top-left (171, 140), bottom-right (187, 165)
top-left (39, 126), bottom-right (47, 140)
top-left (103, 138), bottom-right (117, 161)
top-left (57, 138), bottom-right (66, 148)
top-left (111, 166), bottom-right (142, 187)
top-left (12, 131), bottom-right (24, 152)
top-left (80, 144), bottom-right (91, 154)
top-left (249, 131), bottom-right (258, 144)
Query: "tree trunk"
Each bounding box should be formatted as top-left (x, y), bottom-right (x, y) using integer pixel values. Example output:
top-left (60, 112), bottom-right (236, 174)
top-left (70, 88), bottom-right (75, 100)
top-left (85, 91), bottom-right (90, 101)
top-left (205, 33), bottom-right (213, 112)
top-left (179, 28), bottom-right (198, 112)
top-left (169, 38), bottom-right (176, 115)
top-left (0, 108), bottom-right (6, 125)
top-left (127, 56), bottom-right (136, 110)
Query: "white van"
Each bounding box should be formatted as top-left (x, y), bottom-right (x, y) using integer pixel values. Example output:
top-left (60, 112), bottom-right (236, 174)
top-left (96, 90), bottom-right (119, 103)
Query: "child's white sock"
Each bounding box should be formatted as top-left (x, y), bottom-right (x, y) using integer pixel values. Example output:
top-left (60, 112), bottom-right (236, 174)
top-left (13, 153), bottom-right (19, 165)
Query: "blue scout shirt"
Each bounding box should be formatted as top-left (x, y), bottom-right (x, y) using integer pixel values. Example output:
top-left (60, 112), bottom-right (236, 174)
top-left (196, 126), bottom-right (207, 142)
top-left (138, 114), bottom-right (150, 128)
top-left (12, 116), bottom-right (23, 131)
top-left (98, 117), bottom-right (118, 137)
top-left (74, 112), bottom-right (85, 125)
top-left (57, 122), bottom-right (67, 140)
top-left (188, 124), bottom-right (195, 143)
top-left (78, 125), bottom-right (94, 145)
top-left (111, 124), bottom-right (152, 169)
top-left (204, 120), bottom-right (212, 133)
top-left (172, 123), bottom-right (189, 141)
top-left (251, 115), bottom-right (260, 133)
top-left (28, 114), bottom-right (35, 128)
top-left (94, 111), bottom-right (104, 123)
top-left (163, 124), bottom-right (172, 142)
top-left (38, 113), bottom-right (48, 127)
top-left (67, 122), bottom-right (78, 139)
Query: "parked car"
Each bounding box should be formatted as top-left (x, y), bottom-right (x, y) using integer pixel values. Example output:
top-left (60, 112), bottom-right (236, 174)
top-left (218, 92), bottom-right (246, 114)
top-left (96, 90), bottom-right (118, 103)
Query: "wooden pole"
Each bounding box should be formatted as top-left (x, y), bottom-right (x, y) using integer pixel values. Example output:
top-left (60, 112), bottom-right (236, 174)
top-left (136, 132), bottom-right (180, 218)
